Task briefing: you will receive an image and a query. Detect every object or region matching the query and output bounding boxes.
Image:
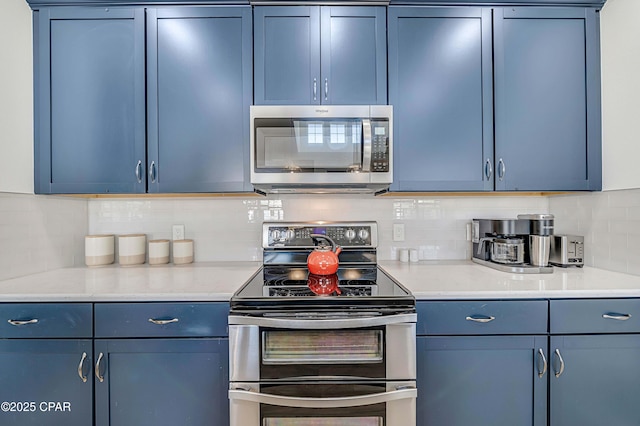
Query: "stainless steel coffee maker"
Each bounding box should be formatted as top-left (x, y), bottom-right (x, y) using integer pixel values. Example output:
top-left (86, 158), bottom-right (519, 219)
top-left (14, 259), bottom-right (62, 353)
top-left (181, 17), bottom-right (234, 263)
top-left (471, 214), bottom-right (554, 273)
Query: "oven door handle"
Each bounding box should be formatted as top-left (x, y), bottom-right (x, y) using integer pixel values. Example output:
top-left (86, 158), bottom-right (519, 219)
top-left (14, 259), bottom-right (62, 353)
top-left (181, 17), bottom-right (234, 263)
top-left (228, 387), bottom-right (416, 408)
top-left (228, 313), bottom-right (416, 329)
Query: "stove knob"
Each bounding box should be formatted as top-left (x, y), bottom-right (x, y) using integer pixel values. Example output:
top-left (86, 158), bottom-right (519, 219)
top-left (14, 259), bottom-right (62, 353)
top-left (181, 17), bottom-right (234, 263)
top-left (358, 229), bottom-right (370, 240)
top-left (285, 229), bottom-right (296, 240)
top-left (270, 230), bottom-right (282, 241)
top-left (345, 229), bottom-right (356, 240)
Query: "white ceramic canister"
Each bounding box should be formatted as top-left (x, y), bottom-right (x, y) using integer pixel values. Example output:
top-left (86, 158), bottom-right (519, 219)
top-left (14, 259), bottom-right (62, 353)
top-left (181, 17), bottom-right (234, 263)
top-left (173, 239), bottom-right (194, 264)
top-left (85, 234), bottom-right (115, 267)
top-left (118, 234), bottom-right (146, 266)
top-left (149, 239), bottom-right (170, 265)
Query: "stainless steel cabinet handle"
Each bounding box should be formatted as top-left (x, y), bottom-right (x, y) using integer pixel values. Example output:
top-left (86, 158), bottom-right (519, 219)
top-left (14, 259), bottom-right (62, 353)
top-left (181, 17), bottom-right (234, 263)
top-left (324, 78), bottom-right (328, 101)
top-left (229, 387), bottom-right (416, 408)
top-left (78, 352), bottom-right (88, 383)
top-left (465, 315), bottom-right (495, 323)
top-left (313, 78), bottom-right (317, 101)
top-left (8, 319), bottom-right (38, 326)
top-left (485, 158), bottom-right (493, 180)
top-left (553, 349), bottom-right (565, 378)
top-left (537, 348), bottom-right (547, 378)
top-left (95, 352), bottom-right (105, 383)
top-left (498, 158), bottom-right (506, 181)
top-left (148, 318), bottom-right (179, 325)
top-left (602, 313), bottom-right (632, 321)
top-left (135, 160), bottom-right (142, 183)
top-left (149, 161), bottom-right (157, 184)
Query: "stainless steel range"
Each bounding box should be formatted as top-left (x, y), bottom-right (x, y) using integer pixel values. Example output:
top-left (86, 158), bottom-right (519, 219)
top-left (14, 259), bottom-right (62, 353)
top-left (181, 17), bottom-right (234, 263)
top-left (229, 221), bottom-right (417, 426)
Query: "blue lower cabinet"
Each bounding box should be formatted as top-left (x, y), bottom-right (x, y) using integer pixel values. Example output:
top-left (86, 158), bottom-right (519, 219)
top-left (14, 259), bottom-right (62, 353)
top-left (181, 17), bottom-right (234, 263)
top-left (417, 335), bottom-right (548, 426)
top-left (94, 338), bottom-right (229, 426)
top-left (0, 340), bottom-right (93, 426)
top-left (550, 335), bottom-right (640, 426)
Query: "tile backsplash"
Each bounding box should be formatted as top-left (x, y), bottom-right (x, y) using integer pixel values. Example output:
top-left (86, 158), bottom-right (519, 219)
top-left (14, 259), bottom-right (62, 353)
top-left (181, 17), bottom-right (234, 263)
top-left (0, 192), bottom-right (87, 280)
top-left (549, 189), bottom-right (640, 275)
top-left (88, 195), bottom-right (549, 262)
top-left (2, 189), bottom-right (640, 279)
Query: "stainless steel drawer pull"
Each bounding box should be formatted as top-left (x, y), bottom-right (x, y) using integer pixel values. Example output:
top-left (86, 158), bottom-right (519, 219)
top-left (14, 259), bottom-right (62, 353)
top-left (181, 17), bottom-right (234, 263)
top-left (95, 352), bottom-right (105, 383)
top-left (324, 78), bottom-right (328, 100)
top-left (78, 352), bottom-right (88, 383)
top-left (602, 313), bottom-right (632, 321)
top-left (537, 348), bottom-right (547, 378)
top-left (8, 319), bottom-right (39, 326)
top-left (553, 349), bottom-right (565, 378)
top-left (313, 78), bottom-right (317, 101)
top-left (148, 318), bottom-right (179, 325)
top-left (465, 315), bottom-right (495, 323)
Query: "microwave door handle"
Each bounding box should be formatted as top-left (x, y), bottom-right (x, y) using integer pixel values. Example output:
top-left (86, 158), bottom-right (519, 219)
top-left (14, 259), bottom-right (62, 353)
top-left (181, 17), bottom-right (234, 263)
top-left (362, 119), bottom-right (372, 172)
top-left (228, 388), bottom-right (416, 408)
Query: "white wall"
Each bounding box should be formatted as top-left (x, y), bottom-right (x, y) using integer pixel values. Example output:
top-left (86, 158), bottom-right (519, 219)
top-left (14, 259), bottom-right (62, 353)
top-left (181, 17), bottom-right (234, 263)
top-left (0, 0), bottom-right (33, 194)
top-left (600, 0), bottom-right (640, 190)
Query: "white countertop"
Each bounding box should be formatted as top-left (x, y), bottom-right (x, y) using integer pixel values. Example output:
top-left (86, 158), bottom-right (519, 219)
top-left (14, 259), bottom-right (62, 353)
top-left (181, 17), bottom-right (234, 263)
top-left (1, 260), bottom-right (639, 302)
top-left (379, 260), bottom-right (640, 299)
top-left (0, 262), bottom-right (262, 302)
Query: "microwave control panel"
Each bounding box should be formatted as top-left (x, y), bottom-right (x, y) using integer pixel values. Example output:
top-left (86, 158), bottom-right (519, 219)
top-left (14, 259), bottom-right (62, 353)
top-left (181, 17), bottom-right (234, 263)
top-left (371, 119), bottom-right (390, 172)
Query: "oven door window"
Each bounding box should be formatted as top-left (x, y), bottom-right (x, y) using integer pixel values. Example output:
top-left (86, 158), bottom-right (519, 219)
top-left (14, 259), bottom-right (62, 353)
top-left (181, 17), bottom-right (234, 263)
top-left (262, 329), bottom-right (383, 364)
top-left (254, 118), bottom-right (363, 172)
top-left (260, 329), bottom-right (385, 380)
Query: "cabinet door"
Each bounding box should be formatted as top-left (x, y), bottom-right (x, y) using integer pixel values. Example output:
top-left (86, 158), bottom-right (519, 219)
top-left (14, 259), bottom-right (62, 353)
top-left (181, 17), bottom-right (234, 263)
top-left (254, 6), bottom-right (320, 105)
top-left (320, 6), bottom-right (387, 105)
top-left (388, 8), bottom-right (493, 191)
top-left (494, 7), bottom-right (601, 191)
top-left (0, 340), bottom-right (92, 426)
top-left (94, 338), bottom-right (228, 426)
top-left (36, 7), bottom-right (146, 194)
top-left (146, 7), bottom-right (252, 192)
top-left (550, 335), bottom-right (640, 426)
top-left (417, 335), bottom-right (547, 426)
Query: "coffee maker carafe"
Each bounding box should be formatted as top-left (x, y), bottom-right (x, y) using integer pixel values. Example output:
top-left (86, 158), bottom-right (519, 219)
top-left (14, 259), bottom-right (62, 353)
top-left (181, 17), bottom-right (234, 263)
top-left (472, 214), bottom-right (554, 273)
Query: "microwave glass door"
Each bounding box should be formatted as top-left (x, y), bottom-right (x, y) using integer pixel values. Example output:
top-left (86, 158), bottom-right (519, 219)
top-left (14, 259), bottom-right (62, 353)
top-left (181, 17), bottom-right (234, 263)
top-left (254, 118), bottom-right (363, 172)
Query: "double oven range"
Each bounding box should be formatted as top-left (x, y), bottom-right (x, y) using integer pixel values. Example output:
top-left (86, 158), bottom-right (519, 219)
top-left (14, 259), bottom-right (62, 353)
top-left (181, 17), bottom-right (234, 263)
top-left (229, 222), bottom-right (417, 426)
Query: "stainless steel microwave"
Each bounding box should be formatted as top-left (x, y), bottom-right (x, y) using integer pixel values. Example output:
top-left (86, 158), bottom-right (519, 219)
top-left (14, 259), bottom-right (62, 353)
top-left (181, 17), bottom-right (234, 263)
top-left (250, 105), bottom-right (393, 194)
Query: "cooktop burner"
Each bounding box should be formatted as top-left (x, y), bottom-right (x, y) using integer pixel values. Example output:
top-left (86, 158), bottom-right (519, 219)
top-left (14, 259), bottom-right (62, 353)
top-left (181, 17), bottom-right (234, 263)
top-left (229, 221), bottom-right (415, 316)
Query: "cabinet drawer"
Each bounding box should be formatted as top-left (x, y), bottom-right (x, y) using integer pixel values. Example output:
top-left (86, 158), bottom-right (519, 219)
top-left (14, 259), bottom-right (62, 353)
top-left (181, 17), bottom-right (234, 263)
top-left (417, 300), bottom-right (548, 335)
top-left (551, 299), bottom-right (640, 334)
top-left (0, 303), bottom-right (92, 338)
top-left (94, 302), bottom-right (228, 338)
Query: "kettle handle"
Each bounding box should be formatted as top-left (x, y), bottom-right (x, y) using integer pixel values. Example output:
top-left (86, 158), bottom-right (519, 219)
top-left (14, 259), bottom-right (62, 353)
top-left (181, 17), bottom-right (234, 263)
top-left (310, 234), bottom-right (337, 252)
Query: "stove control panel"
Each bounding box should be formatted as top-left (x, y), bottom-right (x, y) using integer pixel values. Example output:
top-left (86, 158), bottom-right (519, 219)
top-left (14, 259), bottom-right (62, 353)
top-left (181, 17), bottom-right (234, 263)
top-left (263, 222), bottom-right (378, 248)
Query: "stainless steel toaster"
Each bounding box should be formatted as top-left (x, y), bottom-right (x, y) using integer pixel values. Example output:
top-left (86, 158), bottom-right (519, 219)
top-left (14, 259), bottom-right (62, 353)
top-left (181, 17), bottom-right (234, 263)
top-left (550, 235), bottom-right (584, 267)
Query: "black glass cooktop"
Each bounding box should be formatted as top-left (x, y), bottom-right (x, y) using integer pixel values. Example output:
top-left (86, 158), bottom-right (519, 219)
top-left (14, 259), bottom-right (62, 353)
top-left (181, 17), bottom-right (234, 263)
top-left (230, 266), bottom-right (415, 315)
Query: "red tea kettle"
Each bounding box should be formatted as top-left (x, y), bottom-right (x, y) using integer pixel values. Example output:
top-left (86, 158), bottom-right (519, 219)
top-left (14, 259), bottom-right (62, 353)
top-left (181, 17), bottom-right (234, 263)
top-left (307, 273), bottom-right (341, 296)
top-left (307, 234), bottom-right (342, 275)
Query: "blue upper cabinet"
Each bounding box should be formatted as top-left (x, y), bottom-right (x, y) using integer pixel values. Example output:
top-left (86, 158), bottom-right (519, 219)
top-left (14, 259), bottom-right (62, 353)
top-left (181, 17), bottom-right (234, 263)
top-left (35, 7), bottom-right (146, 194)
top-left (493, 7), bottom-right (602, 191)
top-left (388, 7), bottom-right (494, 191)
top-left (146, 7), bottom-right (252, 193)
top-left (254, 6), bottom-right (387, 105)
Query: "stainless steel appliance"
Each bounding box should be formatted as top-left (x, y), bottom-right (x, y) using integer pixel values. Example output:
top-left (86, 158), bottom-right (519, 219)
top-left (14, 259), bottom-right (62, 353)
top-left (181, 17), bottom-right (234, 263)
top-left (472, 214), bottom-right (555, 273)
top-left (229, 221), bottom-right (416, 426)
top-left (550, 234), bottom-right (584, 267)
top-left (250, 105), bottom-right (393, 194)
